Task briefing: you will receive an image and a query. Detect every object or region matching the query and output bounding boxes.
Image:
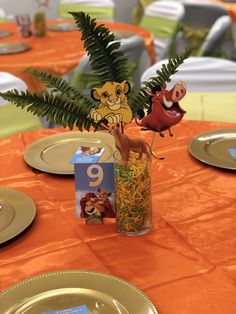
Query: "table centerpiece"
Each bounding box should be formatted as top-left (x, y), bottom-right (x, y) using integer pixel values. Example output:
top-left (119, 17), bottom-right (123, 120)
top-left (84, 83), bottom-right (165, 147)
top-left (0, 11), bottom-right (191, 235)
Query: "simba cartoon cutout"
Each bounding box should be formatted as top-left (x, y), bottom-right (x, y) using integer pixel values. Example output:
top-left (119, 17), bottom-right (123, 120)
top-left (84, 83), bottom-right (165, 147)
top-left (90, 80), bottom-right (133, 124)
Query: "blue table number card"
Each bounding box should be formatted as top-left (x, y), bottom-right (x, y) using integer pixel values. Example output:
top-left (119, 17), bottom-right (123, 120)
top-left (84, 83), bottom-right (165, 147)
top-left (228, 148), bottom-right (236, 160)
top-left (70, 146), bottom-right (115, 219)
top-left (42, 304), bottom-right (89, 314)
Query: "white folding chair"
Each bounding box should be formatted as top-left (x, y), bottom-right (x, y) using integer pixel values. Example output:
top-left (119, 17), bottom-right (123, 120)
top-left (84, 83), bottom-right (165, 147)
top-left (70, 35), bottom-right (148, 94)
top-left (141, 57), bottom-right (236, 122)
top-left (198, 15), bottom-right (236, 61)
top-left (175, 1), bottom-right (229, 56)
top-left (140, 0), bottom-right (185, 60)
top-left (119, 35), bottom-right (150, 93)
top-left (0, 72), bottom-right (42, 138)
top-left (0, 72), bottom-right (28, 105)
top-left (0, 8), bottom-right (6, 22)
top-left (58, 0), bottom-right (115, 21)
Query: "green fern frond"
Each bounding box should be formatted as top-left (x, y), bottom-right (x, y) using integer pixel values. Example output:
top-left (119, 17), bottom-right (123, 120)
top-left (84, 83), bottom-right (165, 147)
top-left (0, 90), bottom-right (108, 131)
top-left (27, 69), bottom-right (83, 101)
top-left (130, 48), bottom-right (191, 115)
top-left (0, 13), bottom-right (191, 132)
top-left (70, 11), bottom-right (128, 83)
top-left (150, 48), bottom-right (191, 88)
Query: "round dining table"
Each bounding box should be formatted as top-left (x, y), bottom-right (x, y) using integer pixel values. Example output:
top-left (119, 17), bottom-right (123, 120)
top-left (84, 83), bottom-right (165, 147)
top-left (0, 119), bottom-right (236, 313)
top-left (213, 0), bottom-right (236, 20)
top-left (0, 20), bottom-right (156, 92)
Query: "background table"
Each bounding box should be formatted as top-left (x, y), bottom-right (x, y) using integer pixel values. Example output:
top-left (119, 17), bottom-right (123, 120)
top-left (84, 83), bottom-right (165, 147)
top-left (213, 0), bottom-right (236, 21)
top-left (0, 21), bottom-right (155, 92)
top-left (0, 120), bottom-right (236, 313)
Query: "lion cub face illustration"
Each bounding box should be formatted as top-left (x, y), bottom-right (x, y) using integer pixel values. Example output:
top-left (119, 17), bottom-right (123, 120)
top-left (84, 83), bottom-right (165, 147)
top-left (91, 80), bottom-right (130, 111)
top-left (90, 80), bottom-right (133, 124)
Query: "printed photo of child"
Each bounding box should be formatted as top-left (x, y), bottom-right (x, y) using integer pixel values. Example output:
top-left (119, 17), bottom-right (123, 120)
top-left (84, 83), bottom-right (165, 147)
top-left (70, 146), bottom-right (105, 164)
top-left (80, 146), bottom-right (102, 156)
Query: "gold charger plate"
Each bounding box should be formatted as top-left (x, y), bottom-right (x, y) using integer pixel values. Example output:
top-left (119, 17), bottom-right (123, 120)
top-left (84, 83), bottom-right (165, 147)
top-left (0, 270), bottom-right (158, 313)
top-left (47, 23), bottom-right (77, 31)
top-left (0, 42), bottom-right (31, 55)
top-left (188, 128), bottom-right (236, 170)
top-left (0, 30), bottom-right (12, 38)
top-left (24, 132), bottom-right (116, 175)
top-left (0, 187), bottom-right (36, 245)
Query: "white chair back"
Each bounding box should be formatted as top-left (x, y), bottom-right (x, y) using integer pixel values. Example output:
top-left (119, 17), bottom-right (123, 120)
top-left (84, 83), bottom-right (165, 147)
top-left (0, 8), bottom-right (6, 22)
top-left (71, 35), bottom-right (147, 94)
top-left (175, 1), bottom-right (229, 55)
top-left (141, 56), bottom-right (236, 122)
top-left (140, 1), bottom-right (185, 60)
top-left (199, 15), bottom-right (236, 61)
top-left (141, 56), bottom-right (236, 92)
top-left (0, 72), bottom-right (27, 105)
top-left (181, 1), bottom-right (228, 28)
top-left (0, 72), bottom-right (43, 137)
top-left (120, 35), bottom-right (148, 92)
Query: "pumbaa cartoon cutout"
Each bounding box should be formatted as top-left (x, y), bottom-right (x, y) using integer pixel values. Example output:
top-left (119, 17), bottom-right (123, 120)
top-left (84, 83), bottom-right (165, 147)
top-left (90, 80), bottom-right (133, 125)
top-left (135, 81), bottom-right (186, 137)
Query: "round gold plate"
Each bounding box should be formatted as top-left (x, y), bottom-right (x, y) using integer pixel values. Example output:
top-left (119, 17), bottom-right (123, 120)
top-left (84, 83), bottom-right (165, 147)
top-left (0, 30), bottom-right (12, 38)
top-left (0, 187), bottom-right (36, 245)
top-left (0, 42), bottom-right (31, 55)
top-left (47, 23), bottom-right (77, 31)
top-left (188, 128), bottom-right (236, 170)
top-left (0, 270), bottom-right (158, 313)
top-left (24, 131), bottom-right (116, 175)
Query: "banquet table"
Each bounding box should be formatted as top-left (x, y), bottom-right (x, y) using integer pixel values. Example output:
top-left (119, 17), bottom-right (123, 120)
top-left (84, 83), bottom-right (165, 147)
top-left (0, 21), bottom-right (155, 92)
top-left (0, 119), bottom-right (236, 313)
top-left (213, 0), bottom-right (236, 21)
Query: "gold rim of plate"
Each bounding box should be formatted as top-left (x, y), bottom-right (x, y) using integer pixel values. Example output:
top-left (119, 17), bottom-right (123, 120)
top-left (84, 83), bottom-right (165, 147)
top-left (0, 30), bottom-right (12, 38)
top-left (0, 270), bottom-right (158, 313)
top-left (0, 42), bottom-right (31, 54)
top-left (188, 128), bottom-right (236, 170)
top-left (24, 131), bottom-right (116, 175)
top-left (47, 23), bottom-right (77, 31)
top-left (0, 187), bottom-right (36, 245)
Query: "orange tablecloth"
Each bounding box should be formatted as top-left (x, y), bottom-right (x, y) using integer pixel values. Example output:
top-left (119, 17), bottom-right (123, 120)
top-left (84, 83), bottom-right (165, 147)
top-left (1, 120), bottom-right (236, 313)
top-left (0, 21), bottom-right (155, 92)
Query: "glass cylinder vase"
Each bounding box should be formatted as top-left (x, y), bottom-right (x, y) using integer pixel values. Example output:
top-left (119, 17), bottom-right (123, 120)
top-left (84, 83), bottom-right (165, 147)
top-left (114, 150), bottom-right (152, 236)
top-left (34, 7), bottom-right (47, 37)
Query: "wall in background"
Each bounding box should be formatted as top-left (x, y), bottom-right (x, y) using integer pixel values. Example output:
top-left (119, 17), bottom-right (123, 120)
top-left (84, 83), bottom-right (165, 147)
top-left (0, 0), bottom-right (60, 20)
top-left (0, 0), bottom-right (138, 22)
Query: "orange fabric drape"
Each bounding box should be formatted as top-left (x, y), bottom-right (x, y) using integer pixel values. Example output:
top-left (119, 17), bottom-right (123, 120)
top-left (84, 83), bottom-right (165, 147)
top-left (0, 21), bottom-right (156, 92)
top-left (0, 21), bottom-right (85, 92)
top-left (1, 120), bottom-right (236, 313)
top-left (213, 0), bottom-right (236, 21)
